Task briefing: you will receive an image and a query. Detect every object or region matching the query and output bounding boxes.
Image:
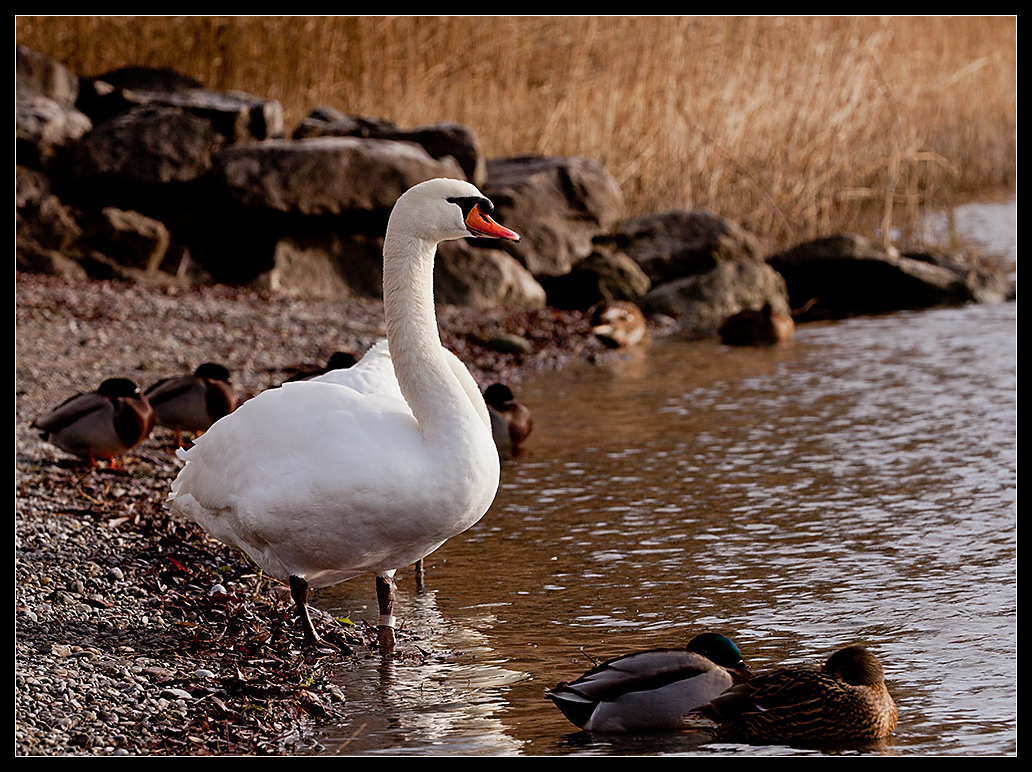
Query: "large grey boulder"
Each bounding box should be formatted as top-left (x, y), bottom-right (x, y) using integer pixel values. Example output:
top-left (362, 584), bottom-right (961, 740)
top-left (68, 105), bottom-right (218, 186)
top-left (77, 66), bottom-right (282, 143)
top-left (17, 165), bottom-right (82, 254)
top-left (17, 45), bottom-right (80, 107)
top-left (16, 46), bottom-right (91, 168)
top-left (542, 245), bottom-right (651, 310)
top-left (294, 108), bottom-right (486, 188)
top-left (614, 209), bottom-right (764, 284)
top-left (213, 136), bottom-right (465, 216)
top-left (244, 230), bottom-right (545, 310)
top-left (256, 234), bottom-right (376, 300)
top-left (642, 259), bottom-right (791, 339)
top-left (613, 208), bottom-right (788, 337)
top-left (16, 94), bottom-right (92, 168)
top-left (79, 207), bottom-right (171, 272)
top-left (434, 241), bottom-right (546, 309)
top-left (484, 155), bottom-right (625, 279)
top-left (768, 234), bottom-right (1015, 319)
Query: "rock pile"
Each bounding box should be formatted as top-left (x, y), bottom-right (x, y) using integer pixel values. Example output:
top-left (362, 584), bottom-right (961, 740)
top-left (17, 45), bottom-right (1014, 341)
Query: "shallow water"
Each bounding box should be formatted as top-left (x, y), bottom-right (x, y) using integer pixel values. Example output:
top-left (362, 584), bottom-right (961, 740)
top-left (311, 203), bottom-right (1016, 756)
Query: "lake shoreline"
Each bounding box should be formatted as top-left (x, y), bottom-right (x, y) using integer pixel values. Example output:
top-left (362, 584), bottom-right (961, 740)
top-left (14, 272), bottom-right (629, 756)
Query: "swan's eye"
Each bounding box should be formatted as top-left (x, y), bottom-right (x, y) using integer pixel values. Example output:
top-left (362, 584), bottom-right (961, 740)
top-left (447, 195), bottom-right (493, 218)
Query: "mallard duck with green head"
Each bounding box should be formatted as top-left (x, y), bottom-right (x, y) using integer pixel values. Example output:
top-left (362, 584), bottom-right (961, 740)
top-left (718, 302), bottom-right (795, 346)
top-left (31, 377), bottom-right (154, 468)
top-left (546, 633), bottom-right (751, 733)
top-left (145, 363), bottom-right (240, 447)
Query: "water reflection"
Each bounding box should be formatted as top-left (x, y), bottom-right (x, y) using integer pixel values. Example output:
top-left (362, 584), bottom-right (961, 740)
top-left (315, 584), bottom-right (528, 754)
top-left (310, 299), bottom-right (1015, 756)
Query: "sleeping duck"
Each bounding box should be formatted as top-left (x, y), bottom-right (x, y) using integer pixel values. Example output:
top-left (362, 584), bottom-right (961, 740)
top-left (145, 363), bottom-right (240, 446)
top-left (718, 302), bottom-right (795, 346)
top-left (687, 645), bottom-right (897, 746)
top-left (546, 633), bottom-right (751, 733)
top-left (590, 301), bottom-right (649, 348)
top-left (31, 377), bottom-right (154, 468)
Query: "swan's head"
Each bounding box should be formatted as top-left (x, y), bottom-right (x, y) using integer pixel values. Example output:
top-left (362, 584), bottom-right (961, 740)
top-left (389, 178), bottom-right (521, 245)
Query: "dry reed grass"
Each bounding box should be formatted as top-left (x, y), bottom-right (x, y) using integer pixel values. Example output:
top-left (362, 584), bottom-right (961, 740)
top-left (16, 16), bottom-right (1015, 250)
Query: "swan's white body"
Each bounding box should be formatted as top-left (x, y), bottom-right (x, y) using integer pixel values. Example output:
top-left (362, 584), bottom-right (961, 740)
top-left (310, 338), bottom-right (491, 432)
top-left (167, 178), bottom-right (518, 647)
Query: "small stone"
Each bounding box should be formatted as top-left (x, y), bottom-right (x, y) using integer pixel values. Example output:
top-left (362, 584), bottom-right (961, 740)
top-left (161, 687), bottom-right (193, 700)
top-left (483, 333), bottom-right (533, 354)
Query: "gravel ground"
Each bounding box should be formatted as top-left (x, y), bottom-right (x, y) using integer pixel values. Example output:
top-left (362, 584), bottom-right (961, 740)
top-left (14, 272), bottom-right (615, 756)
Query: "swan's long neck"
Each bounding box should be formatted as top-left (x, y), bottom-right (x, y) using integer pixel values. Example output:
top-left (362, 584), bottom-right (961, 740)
top-left (382, 230), bottom-right (480, 443)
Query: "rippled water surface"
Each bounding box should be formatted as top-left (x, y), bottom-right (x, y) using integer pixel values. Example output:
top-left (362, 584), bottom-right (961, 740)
top-left (312, 205), bottom-right (1016, 757)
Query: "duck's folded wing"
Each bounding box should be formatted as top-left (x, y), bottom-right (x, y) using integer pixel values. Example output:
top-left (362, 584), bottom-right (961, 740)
top-left (554, 649), bottom-right (715, 702)
top-left (31, 393), bottom-right (105, 434)
top-left (144, 377), bottom-right (195, 405)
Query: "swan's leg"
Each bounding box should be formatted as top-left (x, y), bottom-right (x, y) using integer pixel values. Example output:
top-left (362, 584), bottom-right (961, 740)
top-left (375, 574), bottom-right (396, 652)
top-left (414, 558), bottom-right (425, 592)
top-left (289, 575), bottom-right (322, 644)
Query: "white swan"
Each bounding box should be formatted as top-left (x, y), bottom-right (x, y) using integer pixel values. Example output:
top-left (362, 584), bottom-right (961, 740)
top-left (167, 178), bottom-right (520, 651)
top-left (310, 336), bottom-right (492, 591)
top-left (308, 339), bottom-right (401, 396)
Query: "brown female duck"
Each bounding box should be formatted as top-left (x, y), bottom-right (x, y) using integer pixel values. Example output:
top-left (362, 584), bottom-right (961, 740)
top-left (590, 301), bottom-right (649, 348)
top-left (690, 645), bottom-right (897, 745)
top-left (718, 302), bottom-right (795, 346)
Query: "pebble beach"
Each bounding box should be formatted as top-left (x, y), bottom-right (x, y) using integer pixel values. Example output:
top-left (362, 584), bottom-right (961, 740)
top-left (14, 273), bottom-right (612, 755)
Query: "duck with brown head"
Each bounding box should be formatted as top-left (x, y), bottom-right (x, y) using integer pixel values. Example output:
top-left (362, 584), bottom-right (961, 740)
top-left (688, 645), bottom-right (898, 746)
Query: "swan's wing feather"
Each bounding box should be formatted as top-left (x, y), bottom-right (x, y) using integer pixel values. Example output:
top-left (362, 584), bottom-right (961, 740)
top-left (309, 340), bottom-right (404, 400)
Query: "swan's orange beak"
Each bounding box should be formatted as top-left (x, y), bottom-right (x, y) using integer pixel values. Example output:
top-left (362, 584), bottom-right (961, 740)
top-left (466, 204), bottom-right (521, 242)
